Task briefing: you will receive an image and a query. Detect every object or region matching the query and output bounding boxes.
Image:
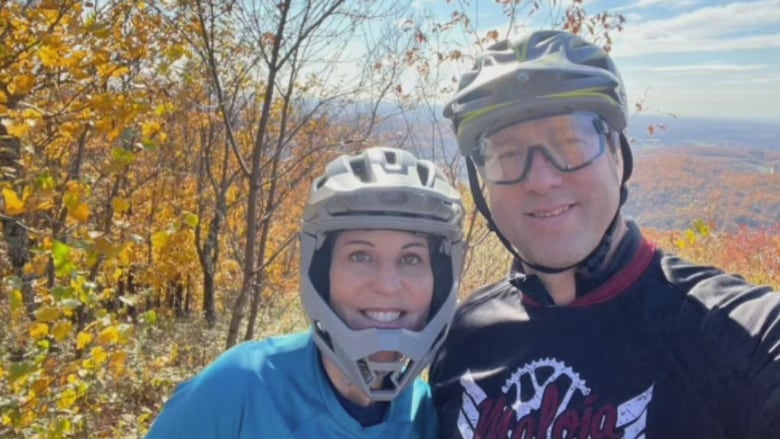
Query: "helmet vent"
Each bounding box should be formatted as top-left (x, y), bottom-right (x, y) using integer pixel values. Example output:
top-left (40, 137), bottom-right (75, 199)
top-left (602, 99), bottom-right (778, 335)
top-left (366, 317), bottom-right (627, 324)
top-left (348, 158), bottom-right (370, 183)
top-left (384, 150), bottom-right (398, 164)
top-left (416, 163), bottom-right (430, 185)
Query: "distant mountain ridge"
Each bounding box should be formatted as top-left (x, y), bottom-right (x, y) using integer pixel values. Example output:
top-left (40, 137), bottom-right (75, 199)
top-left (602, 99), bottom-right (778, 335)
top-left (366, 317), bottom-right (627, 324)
top-left (627, 114), bottom-right (780, 151)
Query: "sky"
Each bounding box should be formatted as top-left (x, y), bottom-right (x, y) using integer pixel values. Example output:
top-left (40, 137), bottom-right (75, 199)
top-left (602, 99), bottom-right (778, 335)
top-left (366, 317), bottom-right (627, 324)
top-left (412, 0), bottom-right (780, 122)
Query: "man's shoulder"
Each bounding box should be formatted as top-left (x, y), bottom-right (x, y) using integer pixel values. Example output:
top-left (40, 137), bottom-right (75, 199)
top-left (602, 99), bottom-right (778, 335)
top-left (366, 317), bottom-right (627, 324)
top-left (656, 252), bottom-right (775, 303)
top-left (458, 277), bottom-right (518, 312)
top-left (447, 277), bottom-right (528, 333)
top-left (651, 252), bottom-right (780, 340)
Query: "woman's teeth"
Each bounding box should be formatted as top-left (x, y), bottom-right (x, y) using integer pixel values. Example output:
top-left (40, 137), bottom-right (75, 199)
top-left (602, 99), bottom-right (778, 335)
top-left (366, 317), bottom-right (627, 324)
top-left (532, 205), bottom-right (570, 217)
top-left (364, 310), bottom-right (402, 322)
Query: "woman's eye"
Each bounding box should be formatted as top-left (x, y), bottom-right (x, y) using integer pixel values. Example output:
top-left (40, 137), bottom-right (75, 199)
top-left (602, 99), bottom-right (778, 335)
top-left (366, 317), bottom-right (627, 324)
top-left (400, 254), bottom-right (422, 265)
top-left (348, 252), bottom-right (371, 263)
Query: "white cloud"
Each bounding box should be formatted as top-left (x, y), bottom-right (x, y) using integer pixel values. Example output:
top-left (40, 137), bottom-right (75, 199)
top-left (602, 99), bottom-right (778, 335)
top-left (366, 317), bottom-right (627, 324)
top-left (611, 0), bottom-right (780, 57)
top-left (615, 0), bottom-right (698, 11)
top-left (716, 73), bottom-right (780, 85)
top-left (641, 63), bottom-right (767, 73)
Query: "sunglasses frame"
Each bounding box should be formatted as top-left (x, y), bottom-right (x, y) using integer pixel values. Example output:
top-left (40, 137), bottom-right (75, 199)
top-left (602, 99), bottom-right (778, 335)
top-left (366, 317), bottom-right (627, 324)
top-left (472, 114), bottom-right (612, 185)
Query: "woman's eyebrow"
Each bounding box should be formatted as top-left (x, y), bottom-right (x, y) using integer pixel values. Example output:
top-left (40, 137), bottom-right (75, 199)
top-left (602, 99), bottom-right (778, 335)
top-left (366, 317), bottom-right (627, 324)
top-left (342, 239), bottom-right (374, 247)
top-left (342, 240), bottom-right (428, 249)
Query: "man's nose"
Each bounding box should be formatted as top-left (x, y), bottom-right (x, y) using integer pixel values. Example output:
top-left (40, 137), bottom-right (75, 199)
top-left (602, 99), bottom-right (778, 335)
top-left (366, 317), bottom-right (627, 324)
top-left (523, 148), bottom-right (564, 191)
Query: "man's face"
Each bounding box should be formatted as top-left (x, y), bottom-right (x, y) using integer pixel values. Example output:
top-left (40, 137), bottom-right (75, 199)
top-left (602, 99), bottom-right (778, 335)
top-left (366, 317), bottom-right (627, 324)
top-left (479, 113), bottom-right (623, 271)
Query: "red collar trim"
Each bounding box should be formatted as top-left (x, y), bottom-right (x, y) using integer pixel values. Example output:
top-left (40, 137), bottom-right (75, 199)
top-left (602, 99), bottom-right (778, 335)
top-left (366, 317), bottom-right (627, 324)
top-left (521, 239), bottom-right (657, 308)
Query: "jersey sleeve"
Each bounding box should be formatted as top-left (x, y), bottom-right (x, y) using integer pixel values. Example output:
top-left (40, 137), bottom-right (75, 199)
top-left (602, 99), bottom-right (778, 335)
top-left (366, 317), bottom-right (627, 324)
top-left (675, 262), bottom-right (780, 437)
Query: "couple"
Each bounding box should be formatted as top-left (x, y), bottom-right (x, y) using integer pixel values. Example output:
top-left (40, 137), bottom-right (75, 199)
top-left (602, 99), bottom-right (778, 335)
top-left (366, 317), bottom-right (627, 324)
top-left (146, 31), bottom-right (780, 438)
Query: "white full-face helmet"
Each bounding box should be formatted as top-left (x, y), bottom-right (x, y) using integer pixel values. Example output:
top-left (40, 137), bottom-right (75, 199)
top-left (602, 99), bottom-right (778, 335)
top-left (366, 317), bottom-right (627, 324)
top-left (300, 146), bottom-right (465, 401)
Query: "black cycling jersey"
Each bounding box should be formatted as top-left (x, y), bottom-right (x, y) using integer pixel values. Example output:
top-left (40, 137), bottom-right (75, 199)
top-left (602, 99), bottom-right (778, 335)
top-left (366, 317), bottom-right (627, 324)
top-left (430, 222), bottom-right (780, 439)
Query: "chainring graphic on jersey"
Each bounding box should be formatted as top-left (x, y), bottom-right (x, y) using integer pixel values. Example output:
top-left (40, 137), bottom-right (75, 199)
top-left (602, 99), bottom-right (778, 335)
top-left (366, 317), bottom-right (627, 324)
top-left (457, 357), bottom-right (653, 439)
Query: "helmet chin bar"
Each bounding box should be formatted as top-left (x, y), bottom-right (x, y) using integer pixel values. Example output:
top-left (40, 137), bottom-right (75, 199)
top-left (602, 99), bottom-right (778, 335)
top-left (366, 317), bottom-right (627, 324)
top-left (466, 157), bottom-right (622, 276)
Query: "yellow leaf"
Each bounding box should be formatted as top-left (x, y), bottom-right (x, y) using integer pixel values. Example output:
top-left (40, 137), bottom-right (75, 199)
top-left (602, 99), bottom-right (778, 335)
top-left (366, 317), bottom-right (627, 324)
top-left (141, 121), bottom-right (162, 138)
top-left (9, 74), bottom-right (36, 95)
top-left (112, 197), bottom-right (130, 214)
top-left (2, 188), bottom-right (26, 216)
top-left (9, 289), bottom-right (23, 310)
top-left (51, 321), bottom-right (73, 342)
top-left (30, 323), bottom-right (49, 340)
top-left (151, 231), bottom-right (169, 250)
top-left (37, 45), bottom-right (60, 68)
top-left (57, 388), bottom-right (78, 410)
top-left (90, 346), bottom-right (108, 365)
top-left (96, 325), bottom-right (119, 345)
top-left (34, 305), bottom-right (61, 322)
top-left (31, 378), bottom-right (50, 394)
top-left (6, 120), bottom-right (29, 137)
top-left (110, 351), bottom-right (127, 377)
top-left (76, 331), bottom-right (93, 350)
top-left (111, 66), bottom-right (130, 78)
top-left (68, 203), bottom-right (90, 223)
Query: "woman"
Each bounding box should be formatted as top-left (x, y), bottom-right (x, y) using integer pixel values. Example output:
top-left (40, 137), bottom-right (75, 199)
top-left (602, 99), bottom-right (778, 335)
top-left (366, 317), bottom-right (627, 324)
top-left (145, 146), bottom-right (465, 438)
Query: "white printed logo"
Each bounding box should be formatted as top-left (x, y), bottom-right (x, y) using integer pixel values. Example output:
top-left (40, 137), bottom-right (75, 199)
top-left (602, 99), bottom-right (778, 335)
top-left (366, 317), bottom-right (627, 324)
top-left (457, 358), bottom-right (653, 439)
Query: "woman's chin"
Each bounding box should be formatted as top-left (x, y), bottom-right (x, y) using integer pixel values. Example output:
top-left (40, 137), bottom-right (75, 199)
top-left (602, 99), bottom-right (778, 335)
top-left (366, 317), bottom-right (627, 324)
top-left (368, 351), bottom-right (401, 363)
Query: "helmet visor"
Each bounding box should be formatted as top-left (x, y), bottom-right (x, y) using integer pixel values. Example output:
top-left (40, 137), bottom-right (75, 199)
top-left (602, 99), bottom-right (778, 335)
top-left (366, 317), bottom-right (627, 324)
top-left (474, 112), bottom-right (610, 185)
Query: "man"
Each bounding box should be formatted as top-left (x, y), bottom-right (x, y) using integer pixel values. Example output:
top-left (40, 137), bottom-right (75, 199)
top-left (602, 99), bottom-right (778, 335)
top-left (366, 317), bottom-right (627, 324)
top-left (430, 30), bottom-right (780, 439)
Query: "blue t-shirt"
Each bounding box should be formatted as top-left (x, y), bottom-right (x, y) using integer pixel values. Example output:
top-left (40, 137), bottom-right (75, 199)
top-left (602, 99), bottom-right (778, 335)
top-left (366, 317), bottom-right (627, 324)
top-left (145, 331), bottom-right (437, 438)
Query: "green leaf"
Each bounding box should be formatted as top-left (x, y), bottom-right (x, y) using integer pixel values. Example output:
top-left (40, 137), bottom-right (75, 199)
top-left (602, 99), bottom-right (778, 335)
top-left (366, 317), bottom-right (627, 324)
top-left (53, 240), bottom-right (70, 268)
top-left (693, 219), bottom-right (710, 237)
top-left (111, 147), bottom-right (136, 167)
top-left (9, 362), bottom-right (32, 381)
top-left (55, 262), bottom-right (77, 277)
top-left (34, 305), bottom-right (61, 322)
top-left (51, 285), bottom-right (73, 299)
top-left (142, 138), bottom-right (158, 150)
top-left (9, 289), bottom-right (22, 310)
top-left (140, 310), bottom-right (157, 325)
top-left (182, 211), bottom-right (199, 228)
top-left (35, 173), bottom-right (55, 190)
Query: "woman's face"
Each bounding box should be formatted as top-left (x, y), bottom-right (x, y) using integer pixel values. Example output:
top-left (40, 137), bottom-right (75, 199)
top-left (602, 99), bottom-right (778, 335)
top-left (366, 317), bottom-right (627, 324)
top-left (328, 229), bottom-right (434, 361)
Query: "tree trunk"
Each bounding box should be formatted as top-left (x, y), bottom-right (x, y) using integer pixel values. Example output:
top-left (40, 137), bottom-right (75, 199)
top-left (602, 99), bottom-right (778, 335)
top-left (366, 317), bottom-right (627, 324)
top-left (225, 0), bottom-right (292, 349)
top-left (0, 124), bottom-right (33, 317)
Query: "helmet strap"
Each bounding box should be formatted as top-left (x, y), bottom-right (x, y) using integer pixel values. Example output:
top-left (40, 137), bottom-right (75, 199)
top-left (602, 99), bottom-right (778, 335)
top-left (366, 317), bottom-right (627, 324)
top-left (466, 157), bottom-right (623, 276)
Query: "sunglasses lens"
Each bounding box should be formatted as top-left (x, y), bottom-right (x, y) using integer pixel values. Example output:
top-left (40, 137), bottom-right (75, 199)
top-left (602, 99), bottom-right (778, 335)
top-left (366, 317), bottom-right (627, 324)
top-left (476, 112), bottom-right (608, 184)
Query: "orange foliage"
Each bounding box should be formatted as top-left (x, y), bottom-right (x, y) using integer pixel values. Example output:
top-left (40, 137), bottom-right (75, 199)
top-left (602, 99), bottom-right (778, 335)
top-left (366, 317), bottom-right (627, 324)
top-left (627, 146), bottom-right (780, 230)
top-left (645, 222), bottom-right (780, 288)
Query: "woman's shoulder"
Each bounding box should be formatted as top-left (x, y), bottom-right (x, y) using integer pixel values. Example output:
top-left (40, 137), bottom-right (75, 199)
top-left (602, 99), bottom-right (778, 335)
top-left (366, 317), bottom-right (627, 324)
top-left (211, 331), bottom-right (313, 374)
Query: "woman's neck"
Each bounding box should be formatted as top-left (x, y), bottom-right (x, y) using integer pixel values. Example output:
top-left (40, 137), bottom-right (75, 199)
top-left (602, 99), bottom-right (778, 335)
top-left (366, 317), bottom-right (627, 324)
top-left (321, 355), bottom-right (373, 407)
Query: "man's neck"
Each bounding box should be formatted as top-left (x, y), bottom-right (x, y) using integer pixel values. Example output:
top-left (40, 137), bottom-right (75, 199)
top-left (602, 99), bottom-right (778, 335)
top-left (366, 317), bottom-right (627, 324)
top-left (535, 270), bottom-right (577, 305)
top-left (528, 218), bottom-right (628, 306)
